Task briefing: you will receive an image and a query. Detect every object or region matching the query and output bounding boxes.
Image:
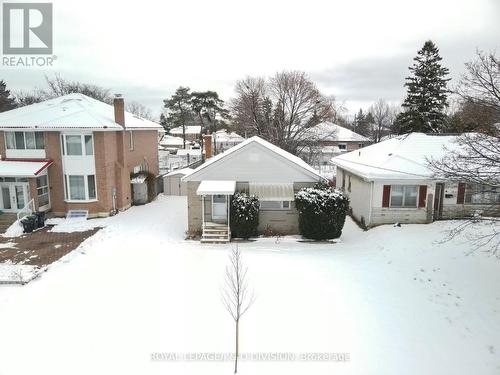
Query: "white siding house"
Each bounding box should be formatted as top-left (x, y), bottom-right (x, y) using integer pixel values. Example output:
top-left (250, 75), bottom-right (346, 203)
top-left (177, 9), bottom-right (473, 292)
top-left (332, 133), bottom-right (499, 228)
top-left (182, 136), bottom-right (324, 242)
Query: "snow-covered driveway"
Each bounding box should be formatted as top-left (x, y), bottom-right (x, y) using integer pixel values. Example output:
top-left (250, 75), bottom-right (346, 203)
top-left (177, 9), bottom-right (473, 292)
top-left (0, 195), bottom-right (499, 375)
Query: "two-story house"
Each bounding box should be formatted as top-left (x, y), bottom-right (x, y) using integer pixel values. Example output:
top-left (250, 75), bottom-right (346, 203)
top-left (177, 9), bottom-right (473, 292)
top-left (0, 93), bottom-right (161, 218)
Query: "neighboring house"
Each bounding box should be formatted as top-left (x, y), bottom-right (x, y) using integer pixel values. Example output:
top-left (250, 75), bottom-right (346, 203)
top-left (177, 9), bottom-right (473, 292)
top-left (169, 125), bottom-right (201, 142)
top-left (0, 93), bottom-right (161, 217)
top-left (212, 129), bottom-right (245, 154)
top-left (159, 134), bottom-right (184, 150)
top-left (299, 122), bottom-right (370, 178)
top-left (331, 133), bottom-right (500, 228)
top-left (182, 136), bottom-right (323, 242)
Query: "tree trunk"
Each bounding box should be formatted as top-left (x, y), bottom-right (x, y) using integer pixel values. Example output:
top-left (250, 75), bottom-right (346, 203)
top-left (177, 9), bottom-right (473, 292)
top-left (234, 319), bottom-right (239, 373)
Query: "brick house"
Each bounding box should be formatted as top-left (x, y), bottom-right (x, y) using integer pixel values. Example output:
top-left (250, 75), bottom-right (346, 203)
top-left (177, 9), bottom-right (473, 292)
top-left (0, 93), bottom-right (161, 217)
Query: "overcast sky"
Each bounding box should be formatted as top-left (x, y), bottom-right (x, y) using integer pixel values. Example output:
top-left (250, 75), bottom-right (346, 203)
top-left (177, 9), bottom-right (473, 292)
top-left (1, 0), bottom-right (499, 118)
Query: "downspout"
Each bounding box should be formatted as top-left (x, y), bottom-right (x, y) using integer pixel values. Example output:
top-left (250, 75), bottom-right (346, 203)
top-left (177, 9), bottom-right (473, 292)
top-left (368, 180), bottom-right (374, 227)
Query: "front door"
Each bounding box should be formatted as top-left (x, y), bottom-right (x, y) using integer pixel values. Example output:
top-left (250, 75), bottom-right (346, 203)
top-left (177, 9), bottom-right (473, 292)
top-left (433, 183), bottom-right (444, 220)
top-left (0, 183), bottom-right (30, 212)
top-left (212, 195), bottom-right (227, 222)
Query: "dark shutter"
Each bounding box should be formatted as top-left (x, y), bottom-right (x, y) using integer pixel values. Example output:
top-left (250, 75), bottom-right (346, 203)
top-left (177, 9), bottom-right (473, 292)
top-left (418, 185), bottom-right (427, 208)
top-left (382, 185), bottom-right (391, 208)
top-left (457, 182), bottom-right (466, 204)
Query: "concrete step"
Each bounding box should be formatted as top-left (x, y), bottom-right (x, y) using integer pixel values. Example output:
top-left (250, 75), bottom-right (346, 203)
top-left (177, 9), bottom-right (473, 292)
top-left (201, 238), bottom-right (230, 243)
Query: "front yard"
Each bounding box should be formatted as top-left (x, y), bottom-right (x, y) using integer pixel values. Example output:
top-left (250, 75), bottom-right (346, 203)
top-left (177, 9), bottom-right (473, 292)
top-left (0, 195), bottom-right (499, 374)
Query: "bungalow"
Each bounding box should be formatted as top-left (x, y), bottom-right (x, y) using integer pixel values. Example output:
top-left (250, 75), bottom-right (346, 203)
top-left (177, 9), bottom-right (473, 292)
top-left (182, 136), bottom-right (324, 242)
top-left (331, 132), bottom-right (500, 228)
top-left (0, 93), bottom-right (161, 218)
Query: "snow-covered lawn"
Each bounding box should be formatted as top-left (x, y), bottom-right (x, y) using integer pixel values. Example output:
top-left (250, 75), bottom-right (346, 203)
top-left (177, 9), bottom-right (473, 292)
top-left (0, 195), bottom-right (499, 374)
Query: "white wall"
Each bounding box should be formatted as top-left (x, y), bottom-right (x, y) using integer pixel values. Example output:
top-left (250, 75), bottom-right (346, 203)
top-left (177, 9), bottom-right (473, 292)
top-left (337, 167), bottom-right (372, 226)
top-left (187, 142), bottom-right (319, 183)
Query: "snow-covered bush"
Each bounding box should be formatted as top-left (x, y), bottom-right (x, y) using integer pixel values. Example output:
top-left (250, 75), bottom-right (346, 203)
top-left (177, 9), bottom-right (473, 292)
top-left (295, 183), bottom-right (350, 240)
top-left (230, 193), bottom-right (259, 239)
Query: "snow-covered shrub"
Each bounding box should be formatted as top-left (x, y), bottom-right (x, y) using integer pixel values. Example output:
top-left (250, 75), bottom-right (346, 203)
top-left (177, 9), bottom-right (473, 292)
top-left (230, 193), bottom-right (259, 239)
top-left (295, 183), bottom-right (350, 240)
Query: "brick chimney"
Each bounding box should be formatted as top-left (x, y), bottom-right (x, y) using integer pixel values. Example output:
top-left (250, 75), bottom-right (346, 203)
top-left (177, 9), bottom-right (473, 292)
top-left (203, 134), bottom-right (212, 159)
top-left (113, 94), bottom-right (125, 127)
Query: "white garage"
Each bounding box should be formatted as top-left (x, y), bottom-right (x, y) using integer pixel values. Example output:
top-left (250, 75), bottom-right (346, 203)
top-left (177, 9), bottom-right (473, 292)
top-left (163, 168), bottom-right (193, 196)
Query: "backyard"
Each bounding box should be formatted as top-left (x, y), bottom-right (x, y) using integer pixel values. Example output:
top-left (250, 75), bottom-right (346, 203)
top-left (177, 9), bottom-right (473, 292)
top-left (0, 195), bottom-right (498, 374)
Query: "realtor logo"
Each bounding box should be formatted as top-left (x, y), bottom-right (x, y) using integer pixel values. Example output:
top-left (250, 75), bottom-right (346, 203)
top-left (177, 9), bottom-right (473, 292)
top-left (2, 3), bottom-right (53, 54)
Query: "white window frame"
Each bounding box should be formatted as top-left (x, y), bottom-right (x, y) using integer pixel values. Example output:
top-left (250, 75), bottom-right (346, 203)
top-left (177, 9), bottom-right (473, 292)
top-left (36, 174), bottom-right (50, 210)
top-left (64, 174), bottom-right (98, 202)
top-left (260, 201), bottom-right (292, 210)
top-left (5, 131), bottom-right (44, 150)
top-left (390, 185), bottom-right (418, 208)
top-left (338, 143), bottom-right (347, 151)
top-left (61, 134), bottom-right (94, 156)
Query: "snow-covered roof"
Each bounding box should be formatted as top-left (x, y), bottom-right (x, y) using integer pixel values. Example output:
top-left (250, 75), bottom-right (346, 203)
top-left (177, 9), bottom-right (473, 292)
top-left (183, 136), bottom-right (323, 182)
top-left (331, 133), bottom-right (463, 181)
top-left (0, 93), bottom-right (162, 131)
top-left (170, 125), bottom-right (201, 135)
top-left (0, 159), bottom-right (53, 177)
top-left (196, 180), bottom-right (236, 195)
top-left (159, 135), bottom-right (184, 146)
top-left (301, 122), bottom-right (370, 143)
top-left (213, 129), bottom-right (245, 143)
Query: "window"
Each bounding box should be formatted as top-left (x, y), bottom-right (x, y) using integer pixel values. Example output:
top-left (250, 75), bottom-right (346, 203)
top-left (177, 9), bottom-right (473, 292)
top-left (260, 201), bottom-right (291, 210)
top-left (129, 131), bottom-right (134, 151)
top-left (465, 184), bottom-right (500, 204)
top-left (338, 144), bottom-right (347, 150)
top-left (358, 143), bottom-right (365, 148)
top-left (66, 135), bottom-right (83, 155)
top-left (5, 131), bottom-right (44, 150)
top-left (390, 185), bottom-right (418, 207)
top-left (64, 174), bottom-right (97, 201)
top-left (85, 135), bottom-right (93, 155)
top-left (36, 175), bottom-right (49, 207)
top-left (62, 134), bottom-right (94, 156)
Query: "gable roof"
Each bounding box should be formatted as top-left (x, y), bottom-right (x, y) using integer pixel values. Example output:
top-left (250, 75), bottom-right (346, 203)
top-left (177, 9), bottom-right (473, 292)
top-left (301, 122), bottom-right (370, 143)
top-left (331, 133), bottom-right (462, 181)
top-left (170, 125), bottom-right (201, 135)
top-left (183, 136), bottom-right (323, 182)
top-left (0, 93), bottom-right (162, 131)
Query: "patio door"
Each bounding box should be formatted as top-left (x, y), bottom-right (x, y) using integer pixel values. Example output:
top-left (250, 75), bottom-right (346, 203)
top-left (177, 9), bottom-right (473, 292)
top-left (0, 183), bottom-right (30, 212)
top-left (212, 195), bottom-right (227, 221)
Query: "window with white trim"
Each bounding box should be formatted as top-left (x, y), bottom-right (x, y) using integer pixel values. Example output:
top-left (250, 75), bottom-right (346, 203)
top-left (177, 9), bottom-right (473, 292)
top-left (390, 185), bottom-right (418, 207)
top-left (36, 175), bottom-right (50, 207)
top-left (64, 174), bottom-right (97, 201)
top-left (61, 134), bottom-right (94, 156)
top-left (338, 143), bottom-right (347, 150)
top-left (465, 184), bottom-right (500, 204)
top-left (5, 131), bottom-right (44, 150)
top-left (260, 201), bottom-right (291, 210)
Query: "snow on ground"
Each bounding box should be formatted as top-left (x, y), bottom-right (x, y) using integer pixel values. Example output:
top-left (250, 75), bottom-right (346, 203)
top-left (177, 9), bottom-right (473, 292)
top-left (0, 263), bottom-right (39, 284)
top-left (2, 220), bottom-right (23, 238)
top-left (0, 195), bottom-right (499, 374)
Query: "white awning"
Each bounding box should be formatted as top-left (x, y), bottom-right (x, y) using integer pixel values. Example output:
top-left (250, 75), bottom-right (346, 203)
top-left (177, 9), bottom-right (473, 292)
top-left (0, 160), bottom-right (53, 177)
top-left (249, 183), bottom-right (294, 201)
top-left (197, 180), bottom-right (236, 195)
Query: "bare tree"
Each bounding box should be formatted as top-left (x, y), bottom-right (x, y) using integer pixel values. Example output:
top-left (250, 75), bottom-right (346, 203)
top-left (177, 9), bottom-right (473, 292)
top-left (221, 245), bottom-right (255, 374)
top-left (456, 50), bottom-right (500, 114)
top-left (368, 99), bottom-right (398, 142)
top-left (126, 101), bottom-right (154, 121)
top-left (231, 71), bottom-right (339, 154)
top-left (44, 74), bottom-right (112, 103)
top-left (428, 132), bottom-right (500, 254)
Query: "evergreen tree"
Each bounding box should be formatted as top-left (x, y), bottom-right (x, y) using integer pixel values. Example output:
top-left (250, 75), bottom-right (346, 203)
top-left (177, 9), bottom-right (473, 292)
top-left (352, 109), bottom-right (372, 137)
top-left (0, 80), bottom-right (17, 112)
top-left (163, 87), bottom-right (194, 149)
top-left (396, 40), bottom-right (450, 133)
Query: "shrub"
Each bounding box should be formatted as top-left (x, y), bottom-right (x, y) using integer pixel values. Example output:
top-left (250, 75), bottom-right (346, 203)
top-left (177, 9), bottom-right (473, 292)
top-left (295, 184), bottom-right (350, 240)
top-left (230, 192), bottom-right (259, 239)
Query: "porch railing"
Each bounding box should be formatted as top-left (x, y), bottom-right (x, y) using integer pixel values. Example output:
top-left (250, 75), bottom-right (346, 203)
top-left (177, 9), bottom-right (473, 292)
top-left (17, 199), bottom-right (35, 221)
